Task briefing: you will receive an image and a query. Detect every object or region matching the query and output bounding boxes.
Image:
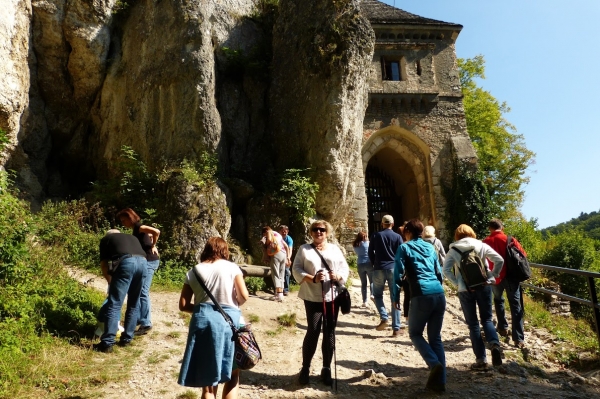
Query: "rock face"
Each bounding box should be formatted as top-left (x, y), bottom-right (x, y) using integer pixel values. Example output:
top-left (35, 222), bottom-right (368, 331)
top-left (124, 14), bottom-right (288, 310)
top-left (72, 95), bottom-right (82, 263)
top-left (270, 0), bottom-right (375, 225)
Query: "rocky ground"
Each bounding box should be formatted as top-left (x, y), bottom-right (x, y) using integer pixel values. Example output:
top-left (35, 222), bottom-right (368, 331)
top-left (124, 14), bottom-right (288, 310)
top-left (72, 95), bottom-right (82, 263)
top-left (68, 268), bottom-right (600, 399)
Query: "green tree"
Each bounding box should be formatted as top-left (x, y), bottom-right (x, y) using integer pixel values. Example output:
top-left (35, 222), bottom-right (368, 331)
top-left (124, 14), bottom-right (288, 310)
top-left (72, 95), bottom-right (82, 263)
top-left (458, 56), bottom-right (535, 220)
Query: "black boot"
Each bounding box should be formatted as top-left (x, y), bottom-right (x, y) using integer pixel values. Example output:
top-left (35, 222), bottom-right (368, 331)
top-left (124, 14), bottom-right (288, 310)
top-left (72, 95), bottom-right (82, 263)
top-left (298, 366), bottom-right (310, 385)
top-left (321, 367), bottom-right (332, 386)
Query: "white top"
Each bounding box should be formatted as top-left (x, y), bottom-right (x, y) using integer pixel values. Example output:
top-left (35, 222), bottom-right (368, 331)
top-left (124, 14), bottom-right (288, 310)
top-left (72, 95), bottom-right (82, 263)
top-left (184, 259), bottom-right (243, 307)
top-left (292, 243), bottom-right (350, 302)
top-left (443, 237), bottom-right (504, 292)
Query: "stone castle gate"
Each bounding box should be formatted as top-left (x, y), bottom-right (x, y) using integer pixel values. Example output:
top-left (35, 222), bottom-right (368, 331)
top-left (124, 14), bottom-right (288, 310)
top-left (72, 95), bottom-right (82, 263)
top-left (338, 1), bottom-right (477, 247)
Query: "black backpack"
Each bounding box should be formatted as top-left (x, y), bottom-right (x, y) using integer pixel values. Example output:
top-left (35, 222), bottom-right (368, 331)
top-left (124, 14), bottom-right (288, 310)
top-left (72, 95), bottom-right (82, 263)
top-left (452, 247), bottom-right (488, 288)
top-left (505, 236), bottom-right (531, 282)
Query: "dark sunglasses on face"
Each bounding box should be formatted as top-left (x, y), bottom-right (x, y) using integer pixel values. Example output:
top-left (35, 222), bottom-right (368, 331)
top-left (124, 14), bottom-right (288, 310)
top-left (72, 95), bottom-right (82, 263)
top-left (311, 227), bottom-right (327, 233)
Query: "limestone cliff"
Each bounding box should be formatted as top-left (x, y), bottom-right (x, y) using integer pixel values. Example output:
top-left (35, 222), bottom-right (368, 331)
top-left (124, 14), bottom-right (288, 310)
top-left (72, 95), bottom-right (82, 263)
top-left (270, 0), bottom-right (374, 225)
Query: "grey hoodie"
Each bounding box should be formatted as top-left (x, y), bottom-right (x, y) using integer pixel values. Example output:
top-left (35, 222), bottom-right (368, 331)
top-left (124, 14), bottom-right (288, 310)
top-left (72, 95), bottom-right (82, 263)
top-left (442, 237), bottom-right (504, 292)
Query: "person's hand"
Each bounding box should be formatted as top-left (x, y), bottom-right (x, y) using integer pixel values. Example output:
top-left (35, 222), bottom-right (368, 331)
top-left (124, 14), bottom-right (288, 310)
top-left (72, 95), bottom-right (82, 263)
top-left (328, 271), bottom-right (338, 281)
top-left (393, 301), bottom-right (401, 310)
top-left (286, 259), bottom-right (291, 267)
top-left (313, 270), bottom-right (325, 283)
top-left (151, 246), bottom-right (159, 256)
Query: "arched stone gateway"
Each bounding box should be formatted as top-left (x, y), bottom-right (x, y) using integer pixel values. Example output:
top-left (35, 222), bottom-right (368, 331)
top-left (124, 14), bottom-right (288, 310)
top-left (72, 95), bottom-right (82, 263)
top-left (363, 126), bottom-right (436, 234)
top-left (336, 1), bottom-right (479, 249)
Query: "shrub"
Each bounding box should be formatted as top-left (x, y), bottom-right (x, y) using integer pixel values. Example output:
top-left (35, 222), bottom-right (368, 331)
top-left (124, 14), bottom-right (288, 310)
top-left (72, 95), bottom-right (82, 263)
top-left (275, 168), bottom-right (319, 223)
top-left (245, 277), bottom-right (267, 294)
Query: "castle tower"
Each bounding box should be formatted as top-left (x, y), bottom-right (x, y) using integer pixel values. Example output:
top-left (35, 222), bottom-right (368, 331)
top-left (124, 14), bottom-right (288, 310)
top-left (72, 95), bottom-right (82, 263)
top-left (339, 1), bottom-right (477, 245)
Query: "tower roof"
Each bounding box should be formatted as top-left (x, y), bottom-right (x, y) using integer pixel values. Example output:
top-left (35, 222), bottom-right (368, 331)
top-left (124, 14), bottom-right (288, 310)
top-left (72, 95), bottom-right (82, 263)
top-left (360, 0), bottom-right (462, 28)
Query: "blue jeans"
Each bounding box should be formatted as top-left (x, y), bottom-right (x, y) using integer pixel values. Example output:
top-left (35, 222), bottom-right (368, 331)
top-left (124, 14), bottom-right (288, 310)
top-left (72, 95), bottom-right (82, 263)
top-left (284, 267), bottom-right (291, 293)
top-left (101, 256), bottom-right (147, 346)
top-left (492, 279), bottom-right (525, 343)
top-left (137, 259), bottom-right (160, 328)
top-left (357, 262), bottom-right (374, 303)
top-left (409, 293), bottom-right (447, 384)
top-left (458, 286), bottom-right (499, 362)
top-left (373, 269), bottom-right (401, 330)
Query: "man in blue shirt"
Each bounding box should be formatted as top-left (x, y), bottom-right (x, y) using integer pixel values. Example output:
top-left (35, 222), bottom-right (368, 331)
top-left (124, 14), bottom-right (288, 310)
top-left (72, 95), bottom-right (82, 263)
top-left (279, 225), bottom-right (293, 296)
top-left (368, 215), bottom-right (404, 335)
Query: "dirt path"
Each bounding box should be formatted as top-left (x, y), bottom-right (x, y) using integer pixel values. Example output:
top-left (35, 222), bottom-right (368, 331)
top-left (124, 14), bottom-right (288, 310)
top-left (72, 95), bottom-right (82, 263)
top-left (68, 268), bottom-right (600, 398)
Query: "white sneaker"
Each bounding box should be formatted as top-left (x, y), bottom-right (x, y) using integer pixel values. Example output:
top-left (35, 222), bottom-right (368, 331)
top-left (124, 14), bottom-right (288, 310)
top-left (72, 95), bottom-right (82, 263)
top-left (361, 302), bottom-right (368, 308)
top-left (269, 295), bottom-right (282, 302)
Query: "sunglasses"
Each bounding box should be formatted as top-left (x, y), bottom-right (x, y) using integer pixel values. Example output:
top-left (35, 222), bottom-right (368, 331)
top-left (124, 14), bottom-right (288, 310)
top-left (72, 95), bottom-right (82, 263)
top-left (311, 227), bottom-right (327, 233)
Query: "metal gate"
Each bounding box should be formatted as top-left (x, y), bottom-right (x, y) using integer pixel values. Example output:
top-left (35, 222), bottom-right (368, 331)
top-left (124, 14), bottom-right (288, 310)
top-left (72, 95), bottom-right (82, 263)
top-left (365, 165), bottom-right (403, 236)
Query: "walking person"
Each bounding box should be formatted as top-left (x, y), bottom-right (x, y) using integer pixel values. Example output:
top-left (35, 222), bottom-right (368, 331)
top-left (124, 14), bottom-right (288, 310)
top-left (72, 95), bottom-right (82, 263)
top-left (279, 225), bottom-right (294, 296)
top-left (292, 220), bottom-right (349, 385)
top-left (93, 229), bottom-right (147, 353)
top-left (393, 219), bottom-right (446, 392)
top-left (178, 237), bottom-right (249, 399)
top-left (352, 231), bottom-right (374, 307)
top-left (368, 215), bottom-right (404, 335)
top-left (443, 224), bottom-right (505, 369)
top-left (117, 208), bottom-right (161, 335)
top-left (483, 219), bottom-right (528, 348)
top-left (423, 225), bottom-right (446, 266)
top-left (260, 226), bottom-right (289, 302)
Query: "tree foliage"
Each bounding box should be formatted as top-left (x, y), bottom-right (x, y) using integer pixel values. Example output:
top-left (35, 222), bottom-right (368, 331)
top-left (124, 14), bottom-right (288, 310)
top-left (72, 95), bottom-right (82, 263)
top-left (542, 209), bottom-right (600, 242)
top-left (458, 56), bottom-right (535, 219)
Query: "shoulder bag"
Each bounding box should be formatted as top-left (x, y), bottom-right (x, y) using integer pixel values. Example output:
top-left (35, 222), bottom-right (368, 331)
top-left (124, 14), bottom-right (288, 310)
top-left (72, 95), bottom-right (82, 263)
top-left (191, 266), bottom-right (262, 370)
top-left (310, 244), bottom-right (351, 314)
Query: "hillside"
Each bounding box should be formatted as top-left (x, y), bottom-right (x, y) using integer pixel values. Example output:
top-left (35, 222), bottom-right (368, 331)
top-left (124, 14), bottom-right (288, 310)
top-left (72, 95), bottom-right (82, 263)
top-left (542, 210), bottom-right (600, 241)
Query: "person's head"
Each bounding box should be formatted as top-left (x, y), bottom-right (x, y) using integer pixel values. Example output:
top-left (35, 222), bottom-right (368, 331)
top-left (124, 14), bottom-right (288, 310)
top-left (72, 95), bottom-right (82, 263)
top-left (105, 228), bottom-right (121, 236)
top-left (309, 220), bottom-right (333, 243)
top-left (381, 214), bottom-right (394, 229)
top-left (278, 225), bottom-right (289, 237)
top-left (488, 219), bottom-right (503, 232)
top-left (200, 237), bottom-right (230, 262)
top-left (423, 225), bottom-right (436, 238)
top-left (116, 208), bottom-right (141, 228)
top-left (454, 224), bottom-right (477, 241)
top-left (261, 226), bottom-right (275, 243)
top-left (404, 219), bottom-right (424, 240)
top-left (353, 231), bottom-right (368, 247)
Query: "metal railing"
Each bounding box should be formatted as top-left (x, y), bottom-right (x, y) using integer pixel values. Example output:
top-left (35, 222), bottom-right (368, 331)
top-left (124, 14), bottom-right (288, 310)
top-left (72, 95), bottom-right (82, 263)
top-left (521, 263), bottom-right (600, 349)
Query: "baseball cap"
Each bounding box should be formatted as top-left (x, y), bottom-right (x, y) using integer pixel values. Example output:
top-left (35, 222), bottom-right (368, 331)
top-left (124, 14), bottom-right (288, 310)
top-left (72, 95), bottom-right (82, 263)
top-left (382, 215), bottom-right (394, 225)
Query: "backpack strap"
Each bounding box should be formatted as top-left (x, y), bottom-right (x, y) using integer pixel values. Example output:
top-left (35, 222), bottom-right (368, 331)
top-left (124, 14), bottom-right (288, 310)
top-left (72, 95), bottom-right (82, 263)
top-left (451, 246), bottom-right (464, 255)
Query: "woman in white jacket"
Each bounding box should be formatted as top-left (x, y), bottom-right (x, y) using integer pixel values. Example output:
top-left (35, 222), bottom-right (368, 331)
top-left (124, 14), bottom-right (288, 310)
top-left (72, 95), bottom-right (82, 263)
top-left (443, 224), bottom-right (504, 370)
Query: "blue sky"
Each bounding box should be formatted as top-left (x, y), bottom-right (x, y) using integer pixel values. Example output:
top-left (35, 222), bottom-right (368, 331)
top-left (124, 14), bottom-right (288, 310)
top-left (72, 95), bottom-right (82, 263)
top-left (380, 0), bottom-right (600, 228)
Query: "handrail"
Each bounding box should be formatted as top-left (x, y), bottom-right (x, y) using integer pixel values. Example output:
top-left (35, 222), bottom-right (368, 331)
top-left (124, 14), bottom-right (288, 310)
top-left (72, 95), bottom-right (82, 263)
top-left (525, 263), bottom-right (600, 349)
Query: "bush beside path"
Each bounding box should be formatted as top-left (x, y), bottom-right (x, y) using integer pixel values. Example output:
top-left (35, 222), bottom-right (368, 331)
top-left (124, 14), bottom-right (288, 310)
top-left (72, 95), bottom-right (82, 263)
top-left (69, 268), bottom-right (600, 399)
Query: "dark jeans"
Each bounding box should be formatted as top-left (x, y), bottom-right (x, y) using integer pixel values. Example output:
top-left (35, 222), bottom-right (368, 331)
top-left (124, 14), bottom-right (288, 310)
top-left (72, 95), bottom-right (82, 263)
top-left (492, 279), bottom-right (525, 343)
top-left (458, 285), bottom-right (499, 362)
top-left (408, 293), bottom-right (447, 384)
top-left (373, 269), bottom-right (401, 330)
top-left (284, 267), bottom-right (291, 293)
top-left (101, 256), bottom-right (147, 346)
top-left (302, 300), bottom-right (340, 369)
top-left (138, 259), bottom-right (160, 328)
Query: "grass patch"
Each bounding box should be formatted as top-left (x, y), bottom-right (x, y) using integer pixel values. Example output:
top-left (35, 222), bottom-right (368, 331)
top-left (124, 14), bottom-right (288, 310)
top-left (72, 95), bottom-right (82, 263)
top-left (177, 390), bottom-right (198, 399)
top-left (247, 314), bottom-right (260, 323)
top-left (148, 353), bottom-right (171, 364)
top-left (167, 331), bottom-right (182, 339)
top-left (266, 326), bottom-right (285, 336)
top-left (277, 312), bottom-right (296, 327)
top-left (163, 321), bottom-right (174, 327)
top-left (179, 311), bottom-right (191, 321)
top-left (524, 295), bottom-right (600, 366)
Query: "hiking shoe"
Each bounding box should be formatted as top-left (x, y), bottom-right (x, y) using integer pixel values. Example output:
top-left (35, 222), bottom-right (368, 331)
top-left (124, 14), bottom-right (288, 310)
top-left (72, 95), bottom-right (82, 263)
top-left (117, 339), bottom-right (132, 348)
top-left (92, 342), bottom-right (113, 353)
top-left (370, 295), bottom-right (376, 304)
top-left (269, 295), bottom-right (283, 302)
top-left (491, 344), bottom-right (502, 367)
top-left (515, 341), bottom-right (525, 349)
top-left (498, 328), bottom-right (509, 337)
top-left (283, 291), bottom-right (289, 296)
top-left (426, 363), bottom-right (445, 392)
top-left (375, 320), bottom-right (389, 331)
top-left (392, 329), bottom-right (403, 337)
top-left (470, 361), bottom-right (488, 370)
top-left (298, 367), bottom-right (310, 385)
top-left (321, 367), bottom-right (333, 386)
top-left (134, 325), bottom-right (152, 336)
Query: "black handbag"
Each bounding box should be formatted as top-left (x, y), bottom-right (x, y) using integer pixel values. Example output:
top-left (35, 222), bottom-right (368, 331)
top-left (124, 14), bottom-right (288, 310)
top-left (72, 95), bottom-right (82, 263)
top-left (191, 266), bottom-right (262, 370)
top-left (310, 244), bottom-right (351, 314)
